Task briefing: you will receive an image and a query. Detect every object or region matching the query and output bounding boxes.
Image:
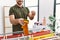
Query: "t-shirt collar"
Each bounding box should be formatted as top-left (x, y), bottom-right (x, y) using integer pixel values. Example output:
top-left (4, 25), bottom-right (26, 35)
top-left (15, 4), bottom-right (23, 8)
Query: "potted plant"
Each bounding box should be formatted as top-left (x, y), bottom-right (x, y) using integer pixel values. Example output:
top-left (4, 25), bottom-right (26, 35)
top-left (48, 15), bottom-right (55, 32)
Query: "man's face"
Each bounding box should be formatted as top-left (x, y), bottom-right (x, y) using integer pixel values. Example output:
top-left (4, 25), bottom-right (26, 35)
top-left (16, 0), bottom-right (23, 5)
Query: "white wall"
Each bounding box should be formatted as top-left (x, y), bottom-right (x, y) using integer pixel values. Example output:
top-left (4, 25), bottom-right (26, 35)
top-left (39, 0), bottom-right (54, 24)
top-left (0, 0), bottom-right (16, 36)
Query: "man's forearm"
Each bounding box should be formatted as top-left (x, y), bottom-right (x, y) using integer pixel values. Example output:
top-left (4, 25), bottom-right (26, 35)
top-left (10, 19), bottom-right (19, 25)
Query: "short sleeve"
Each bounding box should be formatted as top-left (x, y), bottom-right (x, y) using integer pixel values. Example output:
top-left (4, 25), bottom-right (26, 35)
top-left (25, 7), bottom-right (30, 13)
top-left (9, 7), bottom-right (14, 16)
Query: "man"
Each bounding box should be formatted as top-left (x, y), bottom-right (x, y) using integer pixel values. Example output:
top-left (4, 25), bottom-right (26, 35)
top-left (9, 0), bottom-right (35, 34)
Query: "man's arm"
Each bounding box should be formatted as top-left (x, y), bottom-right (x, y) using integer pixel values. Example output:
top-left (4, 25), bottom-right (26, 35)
top-left (28, 11), bottom-right (35, 20)
top-left (9, 14), bottom-right (24, 25)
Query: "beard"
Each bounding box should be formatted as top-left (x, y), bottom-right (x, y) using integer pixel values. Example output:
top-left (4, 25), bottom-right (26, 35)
top-left (17, 1), bottom-right (22, 5)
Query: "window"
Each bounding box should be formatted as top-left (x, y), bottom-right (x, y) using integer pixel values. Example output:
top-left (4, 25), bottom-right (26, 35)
top-left (56, 0), bottom-right (60, 3)
top-left (56, 5), bottom-right (60, 19)
top-left (25, 0), bottom-right (38, 7)
top-left (24, 0), bottom-right (38, 30)
top-left (55, 0), bottom-right (60, 32)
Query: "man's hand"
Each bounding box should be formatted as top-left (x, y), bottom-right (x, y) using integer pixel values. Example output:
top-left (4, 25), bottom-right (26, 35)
top-left (31, 11), bottom-right (35, 17)
top-left (18, 18), bottom-right (24, 25)
top-left (28, 11), bottom-right (35, 20)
